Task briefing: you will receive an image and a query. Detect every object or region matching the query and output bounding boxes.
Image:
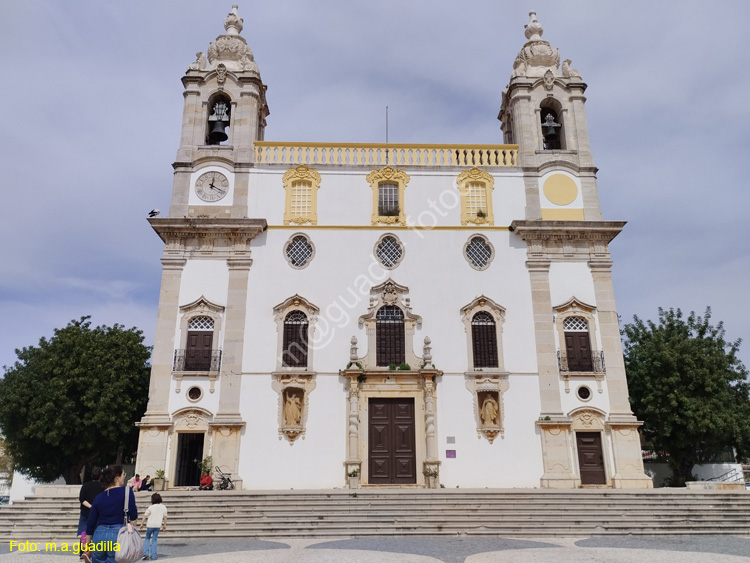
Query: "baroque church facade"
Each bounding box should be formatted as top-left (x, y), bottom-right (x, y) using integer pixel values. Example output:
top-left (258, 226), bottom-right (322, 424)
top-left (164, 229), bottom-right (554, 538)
top-left (136, 6), bottom-right (652, 490)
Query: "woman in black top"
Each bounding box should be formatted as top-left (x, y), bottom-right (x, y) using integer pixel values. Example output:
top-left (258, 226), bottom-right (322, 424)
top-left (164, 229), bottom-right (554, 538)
top-left (78, 467), bottom-right (104, 559)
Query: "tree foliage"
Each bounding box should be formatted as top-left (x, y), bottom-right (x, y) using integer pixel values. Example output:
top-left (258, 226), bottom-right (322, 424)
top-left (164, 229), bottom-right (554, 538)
top-left (623, 307), bottom-right (750, 485)
top-left (0, 317), bottom-right (151, 484)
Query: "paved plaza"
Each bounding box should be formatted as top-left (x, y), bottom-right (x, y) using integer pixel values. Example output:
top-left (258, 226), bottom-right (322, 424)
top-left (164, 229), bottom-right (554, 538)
top-left (2, 536), bottom-right (750, 562)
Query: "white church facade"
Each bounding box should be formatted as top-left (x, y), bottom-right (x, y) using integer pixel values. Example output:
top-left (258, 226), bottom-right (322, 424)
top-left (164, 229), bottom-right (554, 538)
top-left (135, 6), bottom-right (652, 490)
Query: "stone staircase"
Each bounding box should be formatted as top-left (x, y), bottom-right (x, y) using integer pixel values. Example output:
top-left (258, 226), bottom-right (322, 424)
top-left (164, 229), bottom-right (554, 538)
top-left (1, 488), bottom-right (749, 541)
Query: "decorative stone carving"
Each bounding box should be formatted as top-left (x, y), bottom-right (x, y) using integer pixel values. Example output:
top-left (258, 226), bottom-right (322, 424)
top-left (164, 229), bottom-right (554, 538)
top-left (543, 69), bottom-right (555, 91)
top-left (562, 59), bottom-right (581, 79)
top-left (188, 51), bottom-right (207, 71)
top-left (173, 408), bottom-right (212, 432)
top-left (511, 11), bottom-right (561, 79)
top-left (456, 168), bottom-right (495, 226)
top-left (571, 408), bottom-right (606, 431)
top-left (465, 375), bottom-right (509, 443)
top-left (422, 337), bottom-right (433, 369)
top-left (216, 63), bottom-right (227, 85)
top-left (350, 336), bottom-right (358, 361)
top-left (272, 374), bottom-right (316, 444)
top-left (224, 4), bottom-right (244, 35)
top-left (357, 279), bottom-right (423, 369)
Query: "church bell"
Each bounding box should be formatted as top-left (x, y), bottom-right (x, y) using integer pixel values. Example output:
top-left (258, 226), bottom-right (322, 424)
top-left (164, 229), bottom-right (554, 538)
top-left (207, 101), bottom-right (230, 144)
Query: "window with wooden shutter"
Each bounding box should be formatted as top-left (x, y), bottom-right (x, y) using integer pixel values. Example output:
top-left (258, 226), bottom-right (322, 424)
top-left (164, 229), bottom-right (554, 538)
top-left (376, 306), bottom-right (405, 367)
top-left (471, 312), bottom-right (498, 368)
top-left (563, 316), bottom-right (593, 372)
top-left (282, 310), bottom-right (308, 368)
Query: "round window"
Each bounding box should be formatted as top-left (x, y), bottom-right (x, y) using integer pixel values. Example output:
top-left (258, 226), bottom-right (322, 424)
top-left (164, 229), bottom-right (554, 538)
top-left (375, 234), bottom-right (404, 269)
top-left (187, 386), bottom-right (203, 402)
top-left (285, 234), bottom-right (315, 269)
top-left (464, 235), bottom-right (494, 270)
top-left (576, 386), bottom-right (592, 401)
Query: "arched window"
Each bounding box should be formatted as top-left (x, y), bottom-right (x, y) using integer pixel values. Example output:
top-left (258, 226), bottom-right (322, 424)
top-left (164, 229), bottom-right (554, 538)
top-left (282, 310), bottom-right (309, 368)
top-left (376, 306), bottom-right (405, 367)
top-left (471, 312), bottom-right (498, 368)
top-left (563, 316), bottom-right (592, 372)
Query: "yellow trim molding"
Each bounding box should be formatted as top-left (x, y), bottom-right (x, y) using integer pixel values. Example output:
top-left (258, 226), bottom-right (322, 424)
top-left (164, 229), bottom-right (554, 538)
top-left (541, 209), bottom-right (585, 221)
top-left (457, 168), bottom-right (495, 226)
top-left (366, 167), bottom-right (410, 226)
top-left (282, 165), bottom-right (322, 225)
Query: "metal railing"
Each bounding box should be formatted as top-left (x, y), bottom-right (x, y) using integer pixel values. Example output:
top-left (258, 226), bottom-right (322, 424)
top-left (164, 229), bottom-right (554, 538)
top-left (557, 350), bottom-right (605, 373)
top-left (254, 142), bottom-right (518, 167)
top-left (173, 349), bottom-right (222, 372)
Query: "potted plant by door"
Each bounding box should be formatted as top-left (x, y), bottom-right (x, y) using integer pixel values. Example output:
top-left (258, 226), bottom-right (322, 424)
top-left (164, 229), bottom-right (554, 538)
top-left (153, 470), bottom-right (166, 491)
top-left (347, 468), bottom-right (360, 489)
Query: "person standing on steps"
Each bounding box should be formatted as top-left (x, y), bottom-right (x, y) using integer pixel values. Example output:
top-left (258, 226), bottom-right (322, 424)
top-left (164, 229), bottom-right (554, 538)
top-left (139, 493), bottom-right (168, 560)
top-left (86, 465), bottom-right (138, 563)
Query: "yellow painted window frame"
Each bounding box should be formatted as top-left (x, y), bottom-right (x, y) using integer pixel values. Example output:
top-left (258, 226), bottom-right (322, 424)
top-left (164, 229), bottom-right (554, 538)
top-left (366, 166), bottom-right (410, 226)
top-left (282, 165), bottom-right (322, 225)
top-left (457, 167), bottom-right (495, 226)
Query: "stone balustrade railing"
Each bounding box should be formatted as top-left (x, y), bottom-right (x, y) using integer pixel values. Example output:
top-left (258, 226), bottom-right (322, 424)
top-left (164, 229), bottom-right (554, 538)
top-left (254, 142), bottom-right (518, 167)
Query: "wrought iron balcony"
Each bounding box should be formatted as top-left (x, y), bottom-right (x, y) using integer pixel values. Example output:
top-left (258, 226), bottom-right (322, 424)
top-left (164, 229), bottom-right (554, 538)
top-left (173, 349), bottom-right (222, 372)
top-left (557, 350), bottom-right (605, 374)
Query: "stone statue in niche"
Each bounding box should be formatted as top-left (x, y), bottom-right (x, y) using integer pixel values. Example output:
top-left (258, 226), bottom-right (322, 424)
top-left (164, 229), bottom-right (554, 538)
top-left (479, 393), bottom-right (499, 427)
top-left (284, 390), bottom-right (303, 427)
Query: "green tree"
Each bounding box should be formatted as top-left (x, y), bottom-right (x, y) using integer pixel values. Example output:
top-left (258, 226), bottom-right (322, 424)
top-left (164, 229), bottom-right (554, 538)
top-left (0, 317), bottom-right (151, 484)
top-left (622, 307), bottom-right (750, 486)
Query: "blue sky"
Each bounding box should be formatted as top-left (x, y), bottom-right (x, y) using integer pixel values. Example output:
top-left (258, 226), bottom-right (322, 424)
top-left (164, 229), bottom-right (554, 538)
top-left (1, 0), bottom-right (748, 369)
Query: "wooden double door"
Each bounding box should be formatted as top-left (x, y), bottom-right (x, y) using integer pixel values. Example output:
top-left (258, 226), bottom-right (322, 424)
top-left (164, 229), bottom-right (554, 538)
top-left (368, 398), bottom-right (416, 484)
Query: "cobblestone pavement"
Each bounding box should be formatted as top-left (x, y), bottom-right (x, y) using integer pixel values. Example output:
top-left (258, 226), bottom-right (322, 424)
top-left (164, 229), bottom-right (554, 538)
top-left (2, 536), bottom-right (750, 562)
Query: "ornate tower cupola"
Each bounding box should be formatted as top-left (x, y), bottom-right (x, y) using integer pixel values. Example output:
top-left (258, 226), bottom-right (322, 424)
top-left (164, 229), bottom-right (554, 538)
top-left (170, 4), bottom-right (270, 218)
top-left (498, 11), bottom-right (593, 170)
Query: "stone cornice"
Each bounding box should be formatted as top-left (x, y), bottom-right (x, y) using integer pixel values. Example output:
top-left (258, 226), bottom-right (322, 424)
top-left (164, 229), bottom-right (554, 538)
top-left (149, 217), bottom-right (267, 244)
top-left (510, 220), bottom-right (626, 244)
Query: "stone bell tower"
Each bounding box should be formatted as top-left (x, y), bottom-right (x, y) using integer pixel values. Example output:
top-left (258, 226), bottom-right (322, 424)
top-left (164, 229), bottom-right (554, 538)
top-left (503, 13), bottom-right (652, 488)
top-left (136, 5), bottom-right (268, 487)
top-left (169, 4), bottom-right (269, 219)
top-left (499, 11), bottom-right (601, 222)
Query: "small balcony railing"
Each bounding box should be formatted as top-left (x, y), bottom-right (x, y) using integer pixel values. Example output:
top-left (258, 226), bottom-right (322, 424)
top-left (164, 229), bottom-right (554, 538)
top-left (557, 350), bottom-right (605, 374)
top-left (254, 142), bottom-right (518, 168)
top-left (173, 349), bottom-right (222, 372)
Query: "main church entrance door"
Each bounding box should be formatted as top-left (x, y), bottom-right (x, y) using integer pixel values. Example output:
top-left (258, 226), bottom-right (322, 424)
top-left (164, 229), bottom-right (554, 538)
top-left (368, 398), bottom-right (416, 484)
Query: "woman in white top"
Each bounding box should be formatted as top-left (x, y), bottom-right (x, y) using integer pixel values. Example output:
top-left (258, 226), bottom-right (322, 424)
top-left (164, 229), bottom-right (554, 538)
top-left (139, 493), bottom-right (167, 560)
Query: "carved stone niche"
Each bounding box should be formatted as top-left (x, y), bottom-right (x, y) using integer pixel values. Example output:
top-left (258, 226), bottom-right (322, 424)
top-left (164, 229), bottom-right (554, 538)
top-left (465, 376), bottom-right (509, 444)
top-left (271, 374), bottom-right (316, 445)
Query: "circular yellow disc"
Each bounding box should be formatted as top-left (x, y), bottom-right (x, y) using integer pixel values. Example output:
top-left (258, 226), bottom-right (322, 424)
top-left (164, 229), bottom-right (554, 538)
top-left (543, 174), bottom-right (578, 206)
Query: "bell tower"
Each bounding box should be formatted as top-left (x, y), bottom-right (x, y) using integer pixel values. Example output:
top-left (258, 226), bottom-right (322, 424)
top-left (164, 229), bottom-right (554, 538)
top-left (169, 4), bottom-right (269, 219)
top-left (499, 11), bottom-right (600, 221)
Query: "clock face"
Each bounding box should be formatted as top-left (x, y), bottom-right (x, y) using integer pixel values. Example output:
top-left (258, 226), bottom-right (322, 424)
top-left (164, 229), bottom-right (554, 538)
top-left (195, 171), bottom-right (230, 202)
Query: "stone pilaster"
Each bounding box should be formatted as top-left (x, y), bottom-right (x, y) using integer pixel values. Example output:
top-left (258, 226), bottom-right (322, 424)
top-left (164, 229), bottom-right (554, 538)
top-left (537, 421), bottom-right (577, 488)
top-left (527, 260), bottom-right (563, 416)
top-left (214, 257), bottom-right (252, 425)
top-left (135, 257), bottom-right (185, 478)
top-left (588, 260), bottom-right (633, 417)
top-left (143, 257), bottom-right (186, 423)
top-left (607, 422), bottom-right (653, 488)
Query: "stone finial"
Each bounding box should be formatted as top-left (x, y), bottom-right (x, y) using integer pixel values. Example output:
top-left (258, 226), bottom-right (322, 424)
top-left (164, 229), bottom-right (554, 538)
top-left (224, 4), bottom-right (244, 35)
top-left (524, 11), bottom-right (543, 41)
top-left (350, 336), bottom-right (358, 361)
top-left (422, 336), bottom-right (433, 368)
